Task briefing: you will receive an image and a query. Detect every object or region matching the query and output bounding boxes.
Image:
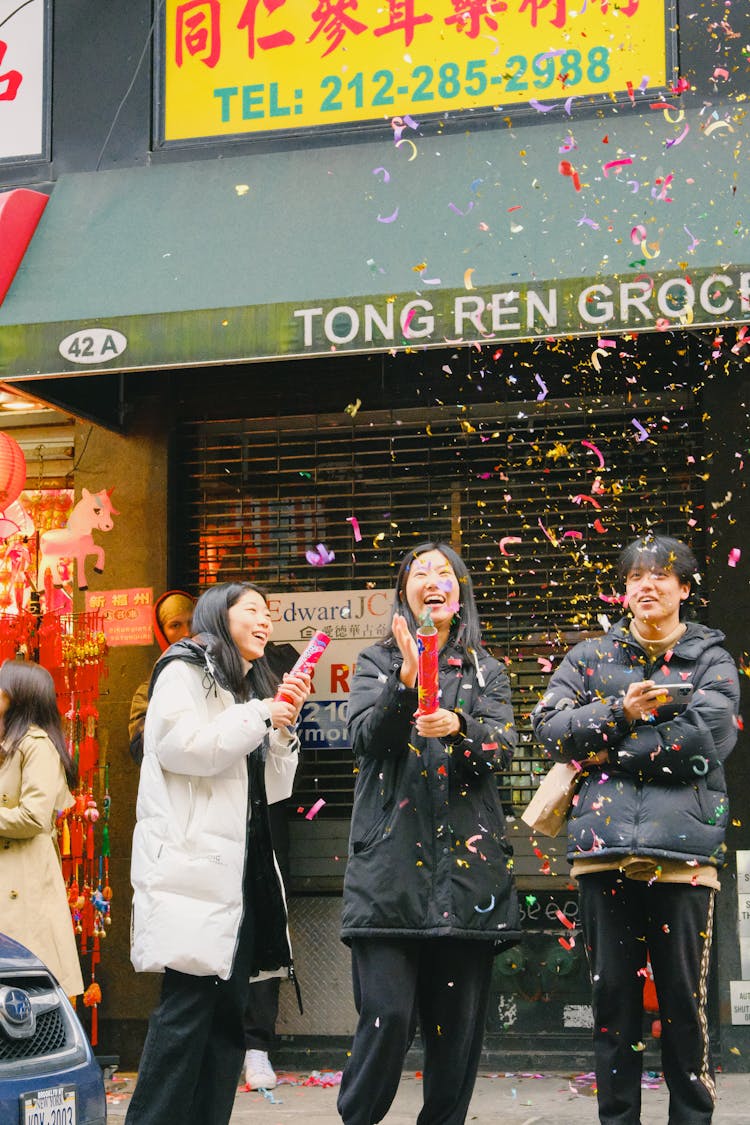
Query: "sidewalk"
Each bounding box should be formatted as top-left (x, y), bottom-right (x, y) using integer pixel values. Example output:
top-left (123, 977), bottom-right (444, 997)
top-left (106, 1068), bottom-right (750, 1122)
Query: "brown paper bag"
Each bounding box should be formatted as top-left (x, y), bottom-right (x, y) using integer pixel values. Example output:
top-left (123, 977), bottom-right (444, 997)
top-left (521, 761), bottom-right (581, 837)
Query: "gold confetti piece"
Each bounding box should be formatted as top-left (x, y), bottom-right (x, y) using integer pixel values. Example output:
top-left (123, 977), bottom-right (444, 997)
top-left (235, 184), bottom-right (250, 196)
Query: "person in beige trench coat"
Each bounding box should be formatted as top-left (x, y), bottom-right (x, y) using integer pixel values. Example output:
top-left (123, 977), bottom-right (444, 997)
top-left (0, 660), bottom-right (83, 997)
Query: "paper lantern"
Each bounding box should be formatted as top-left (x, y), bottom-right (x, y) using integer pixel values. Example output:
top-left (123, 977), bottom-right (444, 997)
top-left (0, 431), bottom-right (26, 510)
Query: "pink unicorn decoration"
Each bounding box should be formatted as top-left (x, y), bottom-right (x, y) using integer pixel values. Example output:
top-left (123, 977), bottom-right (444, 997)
top-left (39, 488), bottom-right (120, 591)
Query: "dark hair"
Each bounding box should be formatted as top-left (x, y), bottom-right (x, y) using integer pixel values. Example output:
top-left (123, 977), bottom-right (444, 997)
top-left (191, 582), bottom-right (278, 701)
top-left (386, 541), bottom-right (484, 656)
top-left (617, 534), bottom-right (698, 587)
top-left (0, 660), bottom-right (77, 789)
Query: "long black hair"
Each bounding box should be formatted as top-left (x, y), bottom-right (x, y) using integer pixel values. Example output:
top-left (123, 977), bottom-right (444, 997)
top-left (384, 541), bottom-right (484, 656)
top-left (0, 660), bottom-right (77, 789)
top-left (191, 582), bottom-right (279, 701)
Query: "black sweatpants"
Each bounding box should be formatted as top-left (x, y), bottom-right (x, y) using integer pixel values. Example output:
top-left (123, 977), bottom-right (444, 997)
top-left (579, 872), bottom-right (716, 1125)
top-left (337, 937), bottom-right (494, 1125)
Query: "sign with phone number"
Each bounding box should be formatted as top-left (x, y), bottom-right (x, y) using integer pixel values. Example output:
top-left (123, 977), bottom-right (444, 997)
top-left (161, 1), bottom-right (671, 141)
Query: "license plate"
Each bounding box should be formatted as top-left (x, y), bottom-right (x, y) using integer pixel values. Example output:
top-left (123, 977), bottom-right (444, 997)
top-left (21, 1085), bottom-right (76, 1125)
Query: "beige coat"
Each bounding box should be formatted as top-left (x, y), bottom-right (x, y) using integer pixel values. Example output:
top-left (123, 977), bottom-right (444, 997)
top-left (0, 726), bottom-right (84, 996)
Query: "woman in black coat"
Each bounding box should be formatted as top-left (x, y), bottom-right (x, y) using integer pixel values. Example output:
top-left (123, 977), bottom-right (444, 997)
top-left (338, 542), bottom-right (520, 1125)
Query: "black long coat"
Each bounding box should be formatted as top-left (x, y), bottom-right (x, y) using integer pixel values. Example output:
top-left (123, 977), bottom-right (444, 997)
top-left (340, 639), bottom-right (521, 949)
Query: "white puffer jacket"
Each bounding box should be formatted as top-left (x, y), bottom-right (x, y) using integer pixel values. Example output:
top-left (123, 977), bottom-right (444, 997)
top-left (130, 657), bottom-right (298, 979)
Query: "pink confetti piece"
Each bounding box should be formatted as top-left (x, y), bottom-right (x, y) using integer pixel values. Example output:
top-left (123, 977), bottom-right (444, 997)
top-left (665, 123), bottom-right (690, 148)
top-left (555, 908), bottom-right (576, 930)
top-left (563, 530), bottom-right (583, 540)
top-left (581, 439), bottom-right (605, 468)
top-left (631, 418), bottom-right (650, 442)
top-left (305, 798), bottom-right (326, 820)
top-left (347, 516), bottom-right (362, 542)
top-left (538, 518), bottom-right (559, 546)
top-left (728, 548), bottom-right (742, 568)
top-left (713, 67), bottom-right (729, 81)
top-left (631, 224), bottom-right (647, 244)
top-left (306, 543), bottom-right (335, 566)
top-left (598, 338), bottom-right (616, 348)
top-left (377, 207), bottom-right (399, 224)
top-left (372, 166), bottom-right (390, 182)
top-left (499, 536), bottom-right (522, 556)
top-left (599, 592), bottom-right (627, 605)
top-left (465, 834), bottom-right (483, 853)
top-left (537, 656), bottom-right (554, 673)
top-left (603, 157), bottom-right (633, 177)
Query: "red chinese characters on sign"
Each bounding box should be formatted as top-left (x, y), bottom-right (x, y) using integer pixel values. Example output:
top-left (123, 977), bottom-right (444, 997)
top-left (445, 0), bottom-right (508, 38)
top-left (307, 0), bottom-right (367, 58)
top-left (238, 0), bottom-right (295, 58)
top-left (175, 0), bottom-right (221, 68)
top-left (0, 40), bottom-right (22, 101)
top-left (518, 0), bottom-right (639, 27)
top-left (173, 0), bottom-right (643, 66)
top-left (373, 0), bottom-right (432, 47)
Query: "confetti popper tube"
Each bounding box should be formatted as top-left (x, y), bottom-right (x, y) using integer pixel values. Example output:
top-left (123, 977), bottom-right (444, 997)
top-left (274, 631), bottom-right (331, 702)
top-left (416, 625), bottom-right (440, 716)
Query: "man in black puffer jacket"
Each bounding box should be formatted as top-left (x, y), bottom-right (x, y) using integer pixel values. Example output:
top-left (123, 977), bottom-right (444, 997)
top-left (532, 534), bottom-right (740, 1125)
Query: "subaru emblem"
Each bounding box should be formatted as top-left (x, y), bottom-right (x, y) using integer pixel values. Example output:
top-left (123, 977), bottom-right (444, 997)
top-left (3, 987), bottom-right (32, 1023)
top-left (0, 985), bottom-right (35, 1037)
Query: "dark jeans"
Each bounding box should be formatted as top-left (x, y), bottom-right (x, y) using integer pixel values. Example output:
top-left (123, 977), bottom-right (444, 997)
top-left (124, 963), bottom-right (251, 1125)
top-left (337, 937), bottom-right (494, 1125)
top-left (579, 871), bottom-right (716, 1125)
top-left (243, 975), bottom-right (280, 1052)
top-left (243, 800), bottom-right (288, 1054)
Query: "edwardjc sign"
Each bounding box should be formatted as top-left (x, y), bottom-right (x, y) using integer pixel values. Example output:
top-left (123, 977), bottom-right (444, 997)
top-left (1, 264), bottom-right (749, 380)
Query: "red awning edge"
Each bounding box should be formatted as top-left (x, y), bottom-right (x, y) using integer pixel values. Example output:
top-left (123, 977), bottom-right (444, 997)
top-left (0, 188), bottom-right (49, 307)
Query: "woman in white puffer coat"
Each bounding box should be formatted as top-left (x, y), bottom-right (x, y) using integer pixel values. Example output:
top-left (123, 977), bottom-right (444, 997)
top-left (126, 582), bottom-right (310, 1125)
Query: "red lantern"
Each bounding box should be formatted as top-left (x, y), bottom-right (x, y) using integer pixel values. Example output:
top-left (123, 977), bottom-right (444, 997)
top-left (0, 431), bottom-right (26, 510)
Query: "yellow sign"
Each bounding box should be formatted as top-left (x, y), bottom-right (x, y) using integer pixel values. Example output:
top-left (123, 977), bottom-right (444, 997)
top-left (163, 1), bottom-right (669, 140)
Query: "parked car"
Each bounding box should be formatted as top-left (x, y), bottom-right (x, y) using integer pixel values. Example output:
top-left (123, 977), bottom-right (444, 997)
top-left (0, 932), bottom-right (106, 1124)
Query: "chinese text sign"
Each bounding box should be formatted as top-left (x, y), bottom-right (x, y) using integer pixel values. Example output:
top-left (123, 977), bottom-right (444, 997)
top-left (84, 587), bottom-right (154, 647)
top-left (162, 0), bottom-right (668, 141)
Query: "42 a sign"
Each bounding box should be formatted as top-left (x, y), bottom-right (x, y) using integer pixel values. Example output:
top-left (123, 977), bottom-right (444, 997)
top-left (58, 327), bottom-right (127, 365)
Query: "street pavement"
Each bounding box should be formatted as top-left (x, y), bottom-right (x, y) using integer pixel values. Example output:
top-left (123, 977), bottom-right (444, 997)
top-left (106, 1067), bottom-right (750, 1122)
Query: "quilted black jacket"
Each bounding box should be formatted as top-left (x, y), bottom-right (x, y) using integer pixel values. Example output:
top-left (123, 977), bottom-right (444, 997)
top-left (531, 620), bottom-right (740, 867)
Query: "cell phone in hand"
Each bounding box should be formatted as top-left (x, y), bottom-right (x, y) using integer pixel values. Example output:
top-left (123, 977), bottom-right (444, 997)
top-left (653, 682), bottom-right (694, 710)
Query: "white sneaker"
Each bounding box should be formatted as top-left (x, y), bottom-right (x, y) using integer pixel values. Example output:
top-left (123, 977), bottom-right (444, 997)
top-left (245, 1049), bottom-right (277, 1090)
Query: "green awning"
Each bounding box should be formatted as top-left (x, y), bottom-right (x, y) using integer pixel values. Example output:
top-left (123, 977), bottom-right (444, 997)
top-left (1, 111), bottom-right (748, 382)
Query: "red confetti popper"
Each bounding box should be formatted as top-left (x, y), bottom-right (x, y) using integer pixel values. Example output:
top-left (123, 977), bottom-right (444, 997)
top-left (274, 631), bottom-right (330, 702)
top-left (416, 623), bottom-right (440, 715)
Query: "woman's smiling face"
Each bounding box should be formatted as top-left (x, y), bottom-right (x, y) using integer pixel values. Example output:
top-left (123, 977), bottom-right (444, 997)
top-left (228, 589), bottom-right (273, 661)
top-left (403, 549), bottom-right (460, 639)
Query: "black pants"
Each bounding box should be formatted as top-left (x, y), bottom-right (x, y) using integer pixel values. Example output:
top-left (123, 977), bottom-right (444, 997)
top-left (243, 976), bottom-right (280, 1052)
top-left (337, 937), bottom-right (494, 1125)
top-left (579, 872), bottom-right (716, 1125)
top-left (124, 964), bottom-right (250, 1125)
top-left (243, 801), bottom-right (288, 1053)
